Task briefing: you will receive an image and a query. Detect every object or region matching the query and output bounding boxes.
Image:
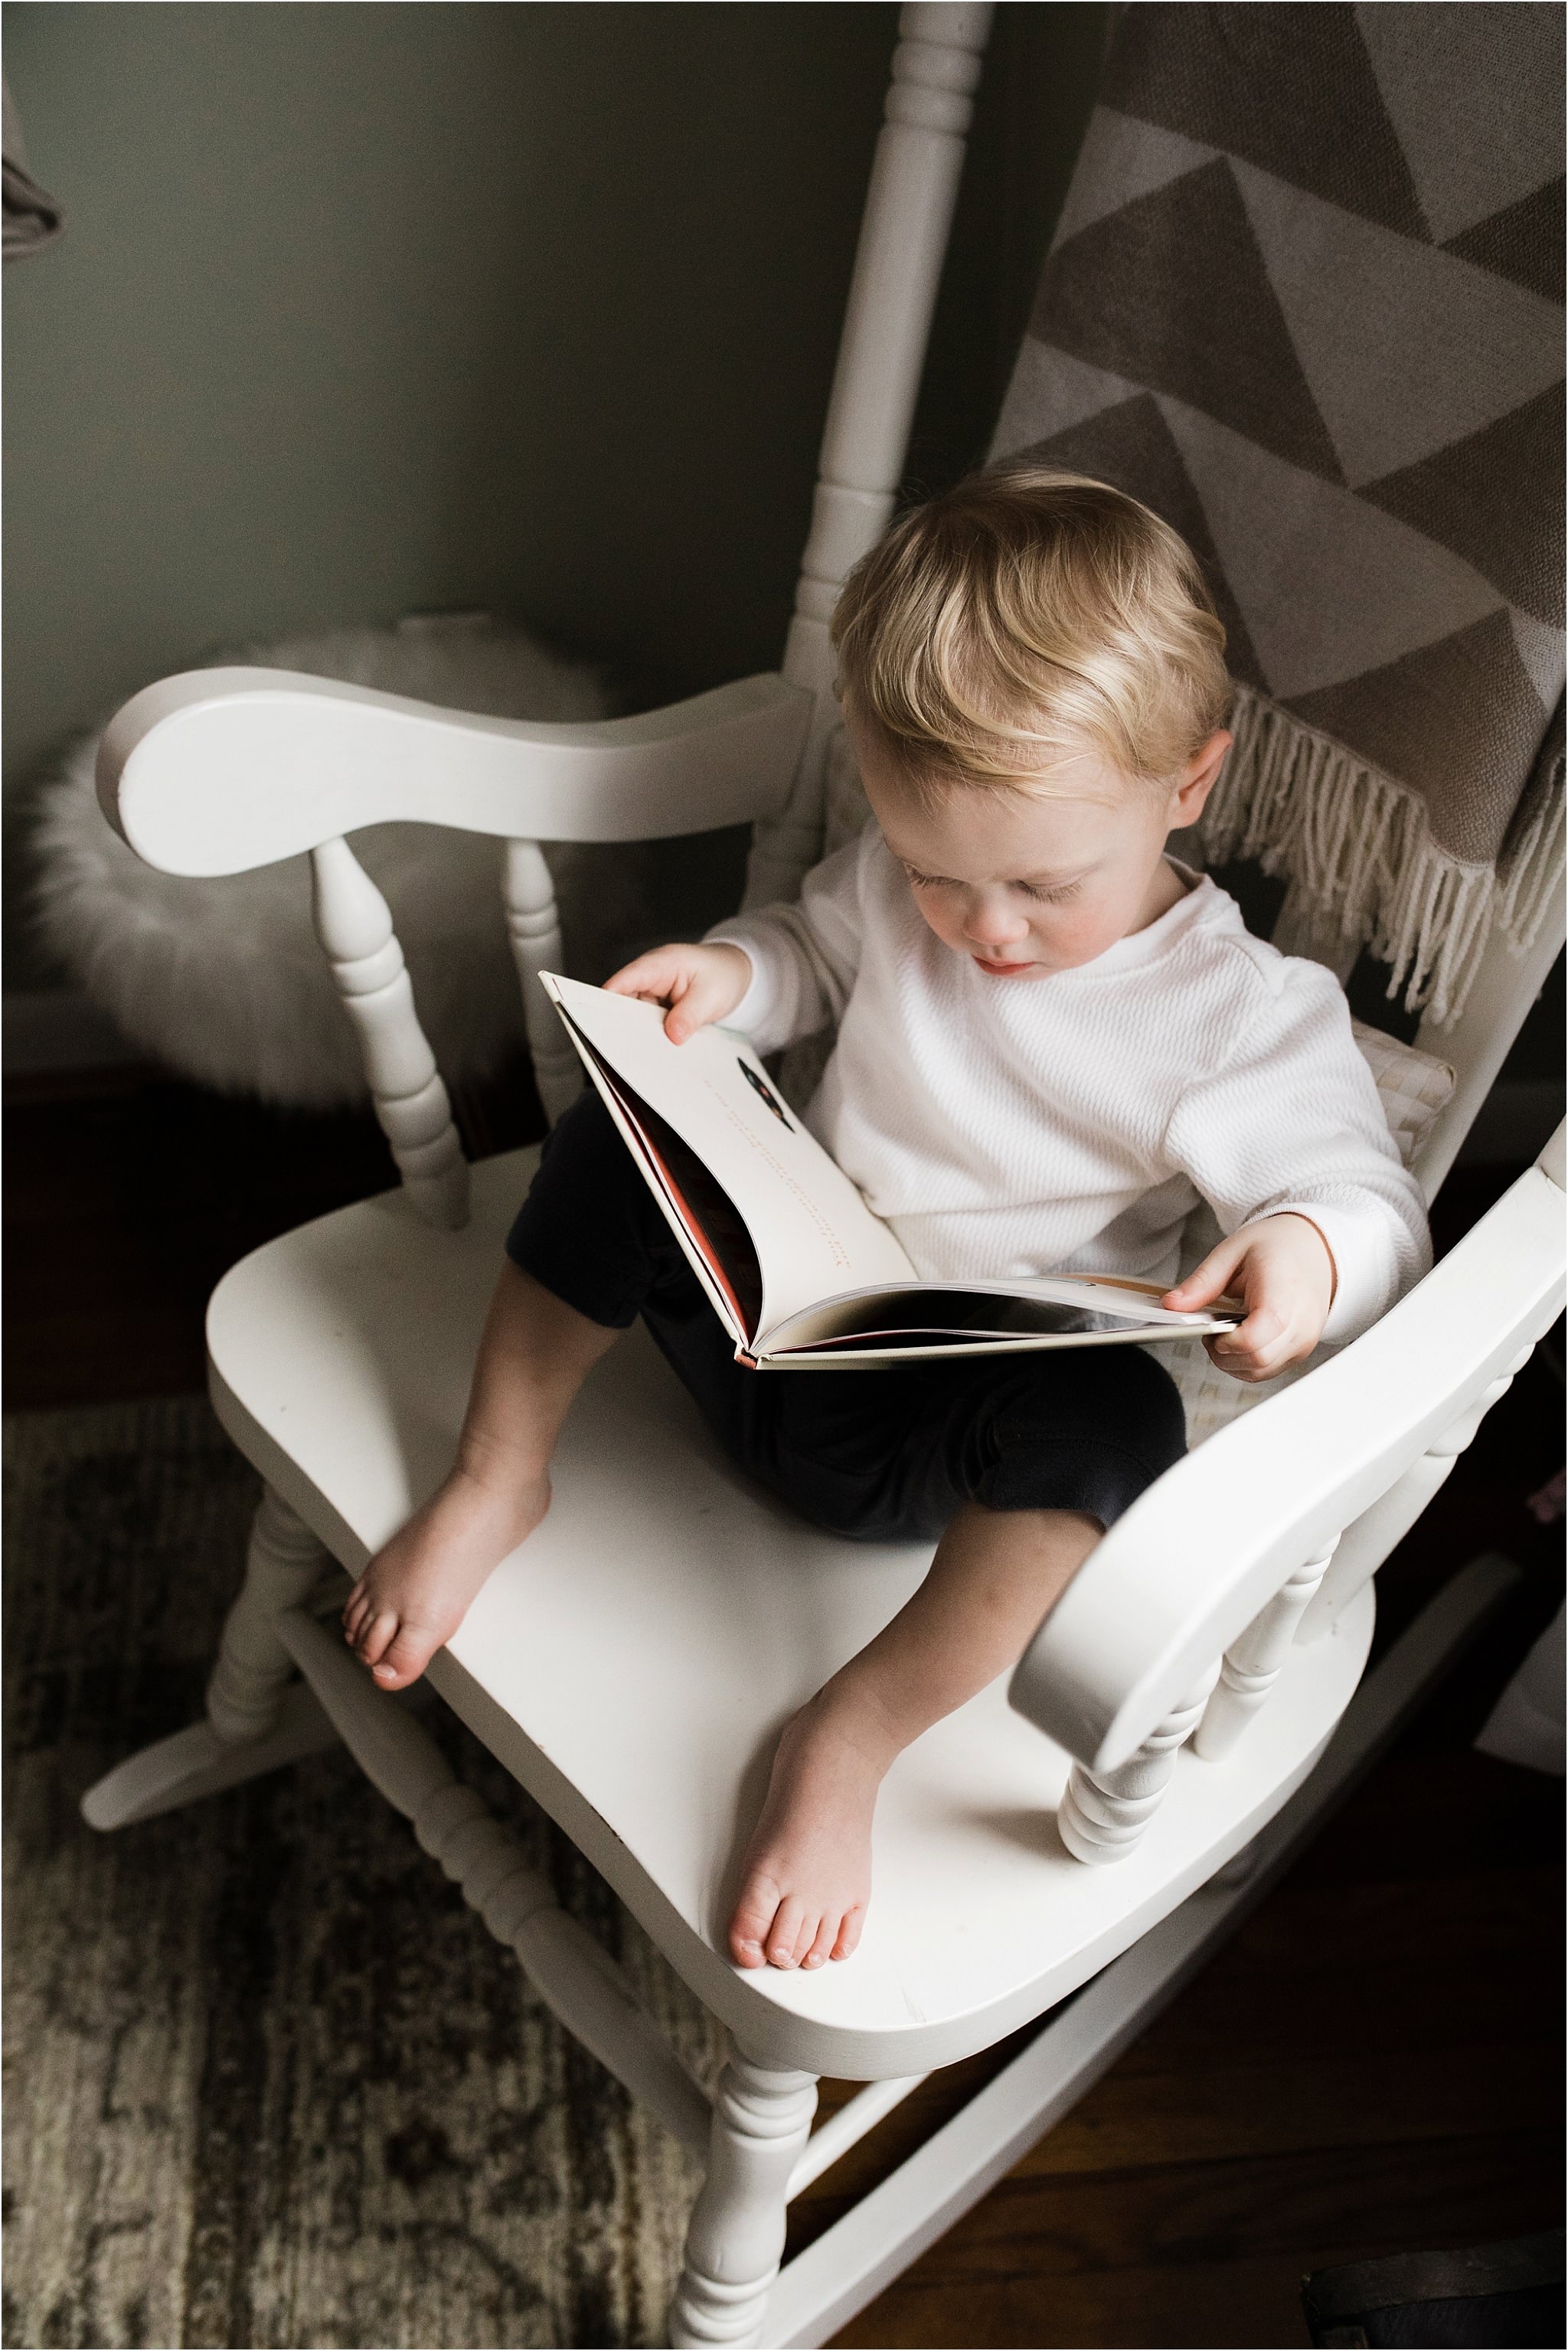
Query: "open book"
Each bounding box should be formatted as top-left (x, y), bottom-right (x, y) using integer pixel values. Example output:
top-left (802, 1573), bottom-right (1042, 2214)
top-left (542, 973), bottom-right (1240, 1368)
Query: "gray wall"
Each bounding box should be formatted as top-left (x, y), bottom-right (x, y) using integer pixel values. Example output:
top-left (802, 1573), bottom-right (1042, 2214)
top-left (3, 2), bottom-right (1106, 979)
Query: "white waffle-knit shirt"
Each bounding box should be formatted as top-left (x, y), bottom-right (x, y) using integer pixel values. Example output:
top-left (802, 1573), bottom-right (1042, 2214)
top-left (710, 829), bottom-right (1430, 1346)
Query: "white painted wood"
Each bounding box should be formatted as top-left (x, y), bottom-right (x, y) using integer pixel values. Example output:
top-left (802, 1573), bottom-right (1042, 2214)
top-left (275, 1605), bottom-right (713, 2156)
top-left (1009, 1156), bottom-right (1566, 1777)
top-left (79, 1682), bottom-right (342, 1831)
top-left (76, 0), bottom-right (1560, 2312)
top-left (195, 1146), bottom-right (1375, 2081)
top-left (671, 2052), bottom-right (819, 2347)
top-left (1300, 1349), bottom-right (1534, 1642)
top-left (98, 669), bottom-right (810, 876)
top-left (1194, 1542), bottom-right (1337, 1761)
top-left (1413, 881), bottom-right (1566, 1202)
top-left (205, 1483), bottom-right (332, 1742)
top-left (763, 1554), bottom-right (1521, 2349)
top-left (503, 838), bottom-right (580, 1126)
top-left (1058, 1670), bottom-right (1220, 1865)
top-left (747, 3), bottom-right (994, 907)
top-left (788, 2076), bottom-right (929, 2199)
top-left (311, 836), bottom-right (469, 1228)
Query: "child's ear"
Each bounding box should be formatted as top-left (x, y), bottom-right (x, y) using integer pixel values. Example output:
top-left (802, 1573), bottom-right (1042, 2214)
top-left (1171, 730), bottom-right (1231, 827)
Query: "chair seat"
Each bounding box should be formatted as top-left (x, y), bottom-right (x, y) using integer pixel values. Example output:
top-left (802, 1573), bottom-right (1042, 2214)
top-left (207, 1147), bottom-right (1374, 2080)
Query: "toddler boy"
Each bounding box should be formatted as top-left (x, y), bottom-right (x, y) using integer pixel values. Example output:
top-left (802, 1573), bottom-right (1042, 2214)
top-left (343, 466), bottom-right (1429, 1973)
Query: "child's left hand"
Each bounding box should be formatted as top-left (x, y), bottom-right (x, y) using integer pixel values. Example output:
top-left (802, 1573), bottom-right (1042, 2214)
top-left (1161, 1213), bottom-right (1336, 1384)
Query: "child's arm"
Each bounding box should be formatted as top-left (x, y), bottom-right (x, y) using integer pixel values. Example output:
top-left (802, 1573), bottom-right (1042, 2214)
top-left (701, 832), bottom-right (870, 1051)
top-left (1162, 965), bottom-right (1431, 1380)
top-left (606, 832), bottom-right (868, 1050)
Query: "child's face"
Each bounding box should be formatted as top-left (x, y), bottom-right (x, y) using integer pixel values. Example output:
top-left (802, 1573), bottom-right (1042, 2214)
top-left (853, 724), bottom-right (1230, 979)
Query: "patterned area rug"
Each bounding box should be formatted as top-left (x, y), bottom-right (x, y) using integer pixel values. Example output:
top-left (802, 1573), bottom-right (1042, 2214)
top-left (3, 1397), bottom-right (721, 2350)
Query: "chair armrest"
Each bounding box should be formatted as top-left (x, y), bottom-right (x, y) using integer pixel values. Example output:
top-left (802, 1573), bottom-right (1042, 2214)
top-left (98, 665), bottom-right (812, 877)
top-left (1010, 1149), bottom-right (1566, 1774)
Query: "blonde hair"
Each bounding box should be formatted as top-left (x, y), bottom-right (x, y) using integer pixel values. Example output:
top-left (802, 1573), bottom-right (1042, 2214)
top-left (831, 463), bottom-right (1232, 795)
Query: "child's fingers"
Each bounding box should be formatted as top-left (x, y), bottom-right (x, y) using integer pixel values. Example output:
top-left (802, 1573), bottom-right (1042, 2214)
top-left (1163, 1230), bottom-right (1249, 1313)
top-left (662, 971), bottom-right (710, 1042)
top-left (603, 947), bottom-right (720, 1041)
top-left (1204, 1336), bottom-right (1274, 1382)
top-left (604, 946), bottom-right (688, 1002)
top-left (605, 942), bottom-right (749, 1043)
top-left (662, 967), bottom-right (733, 1042)
top-left (1206, 1302), bottom-right (1301, 1382)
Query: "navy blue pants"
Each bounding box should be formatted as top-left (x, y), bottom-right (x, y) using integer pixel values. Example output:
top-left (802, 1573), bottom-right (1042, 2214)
top-left (506, 1092), bottom-right (1186, 1545)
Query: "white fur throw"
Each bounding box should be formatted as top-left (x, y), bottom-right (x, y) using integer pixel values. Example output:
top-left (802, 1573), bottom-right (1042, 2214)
top-left (31, 616), bottom-right (639, 1109)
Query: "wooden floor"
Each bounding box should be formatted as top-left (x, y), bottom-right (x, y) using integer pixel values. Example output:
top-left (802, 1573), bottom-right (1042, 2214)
top-left (6, 1064), bottom-right (1563, 2350)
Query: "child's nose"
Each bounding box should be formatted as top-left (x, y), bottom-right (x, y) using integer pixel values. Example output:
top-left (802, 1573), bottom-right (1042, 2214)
top-left (964, 896), bottom-right (1029, 948)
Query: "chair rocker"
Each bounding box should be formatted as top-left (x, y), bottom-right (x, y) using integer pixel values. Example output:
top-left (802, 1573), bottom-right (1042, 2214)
top-left (82, 10), bottom-right (1566, 2345)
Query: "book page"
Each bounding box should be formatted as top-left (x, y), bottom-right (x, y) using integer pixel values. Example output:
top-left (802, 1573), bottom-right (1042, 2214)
top-left (758, 1277), bottom-right (1231, 1363)
top-left (543, 975), bottom-right (915, 1332)
top-left (579, 1047), bottom-right (761, 1345)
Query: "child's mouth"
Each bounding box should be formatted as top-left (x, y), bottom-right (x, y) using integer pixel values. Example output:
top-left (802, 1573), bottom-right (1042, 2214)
top-left (972, 954), bottom-right (1038, 976)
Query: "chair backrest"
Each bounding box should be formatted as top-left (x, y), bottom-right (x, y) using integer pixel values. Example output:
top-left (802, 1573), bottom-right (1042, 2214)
top-left (93, 1), bottom-right (993, 1225)
top-left (743, 2), bottom-right (995, 905)
top-left (753, 0), bottom-right (1565, 1209)
top-left (97, 2), bottom-right (1560, 1232)
top-left (96, 668), bottom-right (811, 1222)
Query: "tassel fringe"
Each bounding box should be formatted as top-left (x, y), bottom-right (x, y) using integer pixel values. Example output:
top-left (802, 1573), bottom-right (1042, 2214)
top-left (1199, 686), bottom-right (1565, 1026)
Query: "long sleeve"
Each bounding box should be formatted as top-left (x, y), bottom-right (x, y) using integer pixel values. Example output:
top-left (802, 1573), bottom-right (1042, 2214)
top-left (1163, 957), bottom-right (1431, 1344)
top-left (704, 832), bottom-right (868, 1054)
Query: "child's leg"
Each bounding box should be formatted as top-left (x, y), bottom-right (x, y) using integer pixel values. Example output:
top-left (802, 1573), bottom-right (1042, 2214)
top-left (727, 1343), bottom-right (1187, 1967)
top-left (727, 1501), bottom-right (1100, 1970)
top-left (345, 1089), bottom-right (709, 1689)
top-left (344, 1262), bottom-right (618, 1687)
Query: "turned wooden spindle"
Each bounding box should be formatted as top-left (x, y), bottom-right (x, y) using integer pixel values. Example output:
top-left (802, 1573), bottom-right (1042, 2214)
top-left (205, 1486), bottom-right (331, 1744)
top-left (746, 2), bottom-right (992, 907)
top-left (310, 836), bottom-right (469, 1228)
top-left (273, 1608), bottom-right (710, 2153)
top-left (503, 838), bottom-right (581, 1126)
top-left (1057, 1668), bottom-right (1220, 1866)
top-left (1302, 1349), bottom-right (1534, 1641)
top-left (671, 2051), bottom-right (821, 2348)
top-left (1194, 1541), bottom-right (1339, 1761)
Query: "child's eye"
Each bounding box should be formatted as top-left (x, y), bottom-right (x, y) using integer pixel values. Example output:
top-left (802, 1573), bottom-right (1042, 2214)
top-left (1018, 880), bottom-right (1080, 905)
top-left (903, 866), bottom-right (949, 890)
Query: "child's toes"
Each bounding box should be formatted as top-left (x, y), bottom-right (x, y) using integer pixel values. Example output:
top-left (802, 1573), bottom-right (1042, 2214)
top-left (369, 1620), bottom-right (441, 1689)
top-left (765, 1895), bottom-right (811, 1970)
top-left (341, 1590), bottom-right (372, 1641)
top-left (830, 1907), bottom-right (864, 1963)
top-left (352, 1607), bottom-right (399, 1664)
top-left (728, 1874), bottom-right (784, 1968)
top-left (800, 1917), bottom-right (836, 1970)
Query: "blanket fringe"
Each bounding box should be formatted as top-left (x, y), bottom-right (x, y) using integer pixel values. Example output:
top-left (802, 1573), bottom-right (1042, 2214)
top-left (1199, 686), bottom-right (1565, 1026)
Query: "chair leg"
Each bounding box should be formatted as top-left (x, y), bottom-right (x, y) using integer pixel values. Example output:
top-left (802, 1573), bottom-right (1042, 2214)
top-left (207, 1485), bottom-right (335, 1741)
top-left (670, 2049), bottom-right (818, 2348)
top-left (80, 1483), bottom-right (344, 1832)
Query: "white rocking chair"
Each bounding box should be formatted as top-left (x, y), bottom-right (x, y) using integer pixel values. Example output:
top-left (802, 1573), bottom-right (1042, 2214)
top-left (82, 10), bottom-right (1565, 2346)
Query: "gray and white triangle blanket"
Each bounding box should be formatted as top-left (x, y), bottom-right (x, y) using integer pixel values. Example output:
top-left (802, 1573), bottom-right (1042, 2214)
top-left (992, 1), bottom-right (1564, 1022)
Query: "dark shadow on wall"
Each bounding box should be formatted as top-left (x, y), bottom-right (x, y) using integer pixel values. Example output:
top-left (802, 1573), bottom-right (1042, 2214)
top-left (2, 2), bottom-right (1109, 985)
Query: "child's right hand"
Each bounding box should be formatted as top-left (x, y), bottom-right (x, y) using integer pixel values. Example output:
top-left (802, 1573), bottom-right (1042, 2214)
top-left (604, 940), bottom-right (753, 1044)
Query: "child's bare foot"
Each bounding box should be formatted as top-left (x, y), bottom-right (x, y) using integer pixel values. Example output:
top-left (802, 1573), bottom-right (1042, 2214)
top-left (727, 1697), bottom-right (895, 1971)
top-left (342, 1463), bottom-right (549, 1689)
